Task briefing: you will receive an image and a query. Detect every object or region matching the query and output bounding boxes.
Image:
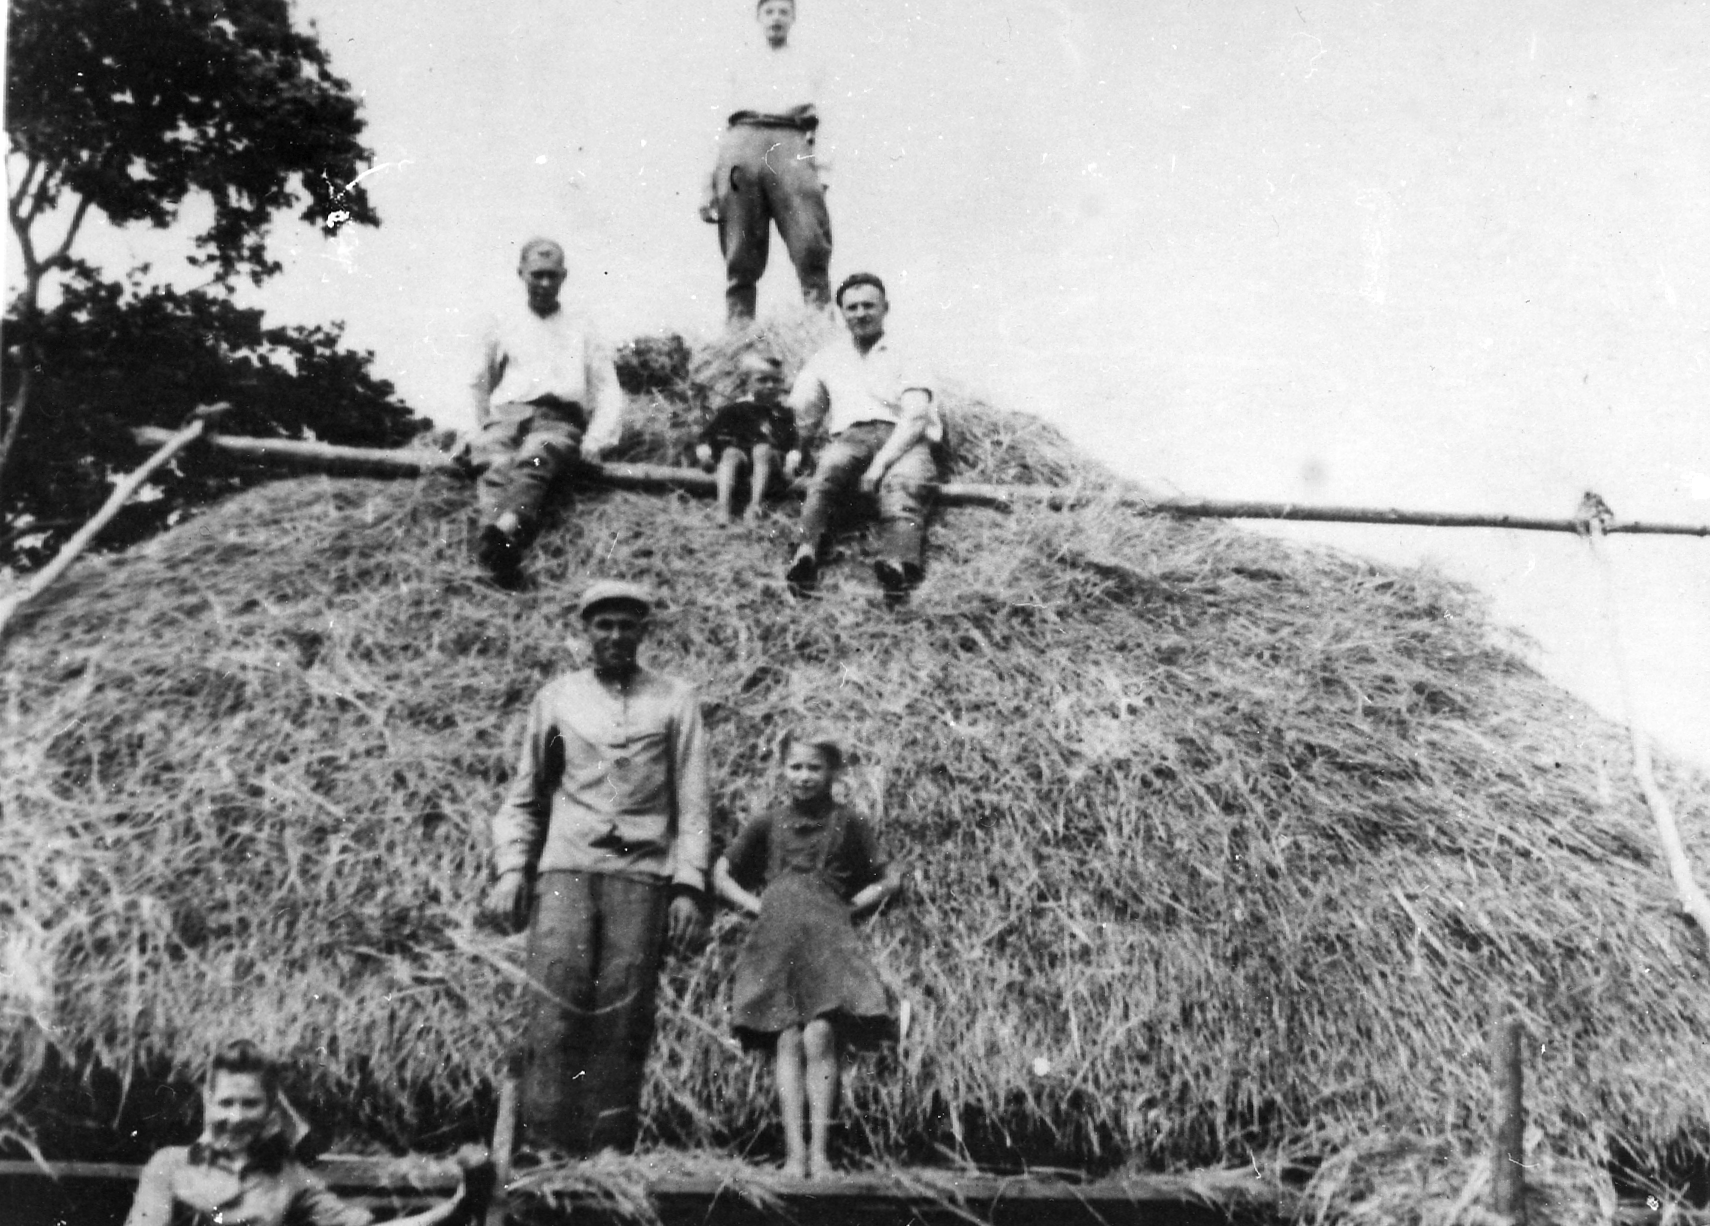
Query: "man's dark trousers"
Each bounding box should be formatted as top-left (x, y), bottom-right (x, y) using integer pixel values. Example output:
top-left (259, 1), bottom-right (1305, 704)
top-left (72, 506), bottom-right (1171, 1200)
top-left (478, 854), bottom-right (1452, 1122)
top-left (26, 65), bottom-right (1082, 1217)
top-left (517, 870), bottom-right (669, 1154)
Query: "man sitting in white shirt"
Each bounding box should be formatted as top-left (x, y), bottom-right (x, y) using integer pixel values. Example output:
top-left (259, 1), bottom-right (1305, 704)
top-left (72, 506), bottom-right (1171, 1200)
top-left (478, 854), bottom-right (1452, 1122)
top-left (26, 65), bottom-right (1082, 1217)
top-left (469, 238), bottom-right (624, 586)
top-left (785, 273), bottom-right (942, 603)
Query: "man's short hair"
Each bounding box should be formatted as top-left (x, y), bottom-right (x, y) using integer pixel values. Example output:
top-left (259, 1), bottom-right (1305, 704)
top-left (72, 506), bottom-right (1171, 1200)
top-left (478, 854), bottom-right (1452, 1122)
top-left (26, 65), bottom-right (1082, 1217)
top-left (518, 237), bottom-right (565, 267)
top-left (834, 272), bottom-right (886, 306)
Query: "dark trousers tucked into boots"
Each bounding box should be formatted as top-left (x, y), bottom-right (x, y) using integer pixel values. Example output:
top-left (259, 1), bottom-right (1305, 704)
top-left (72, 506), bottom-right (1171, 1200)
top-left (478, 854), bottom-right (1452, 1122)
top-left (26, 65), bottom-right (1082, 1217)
top-left (798, 421), bottom-right (938, 568)
top-left (516, 871), bottom-right (669, 1155)
top-left (715, 123), bottom-right (831, 326)
top-left (472, 398), bottom-right (586, 536)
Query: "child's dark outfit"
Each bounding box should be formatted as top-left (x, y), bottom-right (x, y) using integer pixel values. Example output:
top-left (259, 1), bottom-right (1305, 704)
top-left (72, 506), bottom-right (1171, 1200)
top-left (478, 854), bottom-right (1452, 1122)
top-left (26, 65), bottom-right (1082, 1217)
top-left (700, 399), bottom-right (799, 460)
top-left (724, 797), bottom-right (897, 1050)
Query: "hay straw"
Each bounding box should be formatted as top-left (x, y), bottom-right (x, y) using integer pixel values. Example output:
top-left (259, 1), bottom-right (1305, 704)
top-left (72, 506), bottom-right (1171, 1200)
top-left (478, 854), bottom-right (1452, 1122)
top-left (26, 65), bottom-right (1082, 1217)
top-left (2, 347), bottom-right (1708, 1222)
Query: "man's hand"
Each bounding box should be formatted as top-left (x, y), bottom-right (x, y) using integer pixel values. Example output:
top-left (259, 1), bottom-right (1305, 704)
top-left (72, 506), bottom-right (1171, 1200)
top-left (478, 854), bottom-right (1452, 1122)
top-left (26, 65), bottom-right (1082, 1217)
top-left (667, 892), bottom-right (705, 951)
top-left (484, 870), bottom-right (531, 934)
top-left (782, 449), bottom-right (802, 480)
top-left (698, 195), bottom-right (720, 224)
top-left (695, 443), bottom-right (716, 471)
top-left (859, 461), bottom-right (887, 496)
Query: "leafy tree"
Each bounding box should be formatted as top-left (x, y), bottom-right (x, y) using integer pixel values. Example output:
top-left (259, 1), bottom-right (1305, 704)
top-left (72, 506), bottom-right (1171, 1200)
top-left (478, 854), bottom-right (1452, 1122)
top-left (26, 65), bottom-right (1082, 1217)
top-left (2, 268), bottom-right (426, 571)
top-left (4, 0), bottom-right (411, 557)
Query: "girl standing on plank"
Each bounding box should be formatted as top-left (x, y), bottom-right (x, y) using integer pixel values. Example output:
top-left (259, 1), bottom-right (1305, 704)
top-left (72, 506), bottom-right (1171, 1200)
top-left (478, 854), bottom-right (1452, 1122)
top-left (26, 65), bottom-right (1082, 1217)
top-left (712, 731), bottom-right (904, 1179)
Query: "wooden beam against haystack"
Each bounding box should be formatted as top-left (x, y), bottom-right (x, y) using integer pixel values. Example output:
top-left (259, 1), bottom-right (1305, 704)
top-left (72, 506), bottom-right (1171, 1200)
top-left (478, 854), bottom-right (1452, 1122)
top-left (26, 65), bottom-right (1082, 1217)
top-left (128, 426), bottom-right (1710, 538)
top-left (0, 406), bottom-right (231, 636)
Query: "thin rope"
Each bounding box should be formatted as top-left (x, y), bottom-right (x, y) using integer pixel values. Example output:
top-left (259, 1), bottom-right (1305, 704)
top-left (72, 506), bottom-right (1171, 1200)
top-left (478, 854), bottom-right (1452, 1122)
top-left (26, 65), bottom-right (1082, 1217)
top-left (1582, 497), bottom-right (1710, 934)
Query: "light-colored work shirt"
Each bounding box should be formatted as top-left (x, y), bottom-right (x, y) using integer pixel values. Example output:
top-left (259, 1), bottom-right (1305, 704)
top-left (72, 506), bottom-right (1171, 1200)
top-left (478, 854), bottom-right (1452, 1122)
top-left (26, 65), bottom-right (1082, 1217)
top-left (722, 39), bottom-right (833, 173)
top-left (470, 301), bottom-right (625, 452)
top-left (491, 667), bottom-right (711, 891)
top-left (125, 1145), bottom-right (371, 1226)
top-left (790, 331), bottom-right (941, 443)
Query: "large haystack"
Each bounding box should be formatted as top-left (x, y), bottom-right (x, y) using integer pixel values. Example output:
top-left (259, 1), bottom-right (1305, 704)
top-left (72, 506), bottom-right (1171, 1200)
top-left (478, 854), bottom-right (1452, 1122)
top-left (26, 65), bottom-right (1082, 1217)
top-left (3, 375), bottom-right (1708, 1214)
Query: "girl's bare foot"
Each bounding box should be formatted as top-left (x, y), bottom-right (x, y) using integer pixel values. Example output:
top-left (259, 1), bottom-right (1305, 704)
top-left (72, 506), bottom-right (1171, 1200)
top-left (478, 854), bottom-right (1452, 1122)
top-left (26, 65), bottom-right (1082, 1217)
top-left (807, 1153), bottom-right (833, 1181)
top-left (781, 1157), bottom-right (808, 1180)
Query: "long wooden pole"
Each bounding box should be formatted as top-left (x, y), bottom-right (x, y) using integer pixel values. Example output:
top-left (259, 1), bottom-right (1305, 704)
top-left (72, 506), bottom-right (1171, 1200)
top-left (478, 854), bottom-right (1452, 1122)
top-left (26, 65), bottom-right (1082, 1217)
top-left (128, 426), bottom-right (1710, 537)
top-left (0, 405), bottom-right (229, 636)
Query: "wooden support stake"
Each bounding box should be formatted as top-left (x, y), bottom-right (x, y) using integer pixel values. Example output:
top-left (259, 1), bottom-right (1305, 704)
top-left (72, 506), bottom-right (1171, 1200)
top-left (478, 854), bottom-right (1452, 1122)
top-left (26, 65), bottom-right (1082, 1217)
top-left (1, 404), bottom-right (230, 637)
top-left (1491, 1019), bottom-right (1526, 1224)
top-left (483, 1074), bottom-right (518, 1226)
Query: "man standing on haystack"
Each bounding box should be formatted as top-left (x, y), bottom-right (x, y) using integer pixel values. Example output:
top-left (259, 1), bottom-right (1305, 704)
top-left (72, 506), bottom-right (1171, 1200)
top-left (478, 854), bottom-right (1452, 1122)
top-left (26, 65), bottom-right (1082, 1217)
top-left (786, 272), bottom-right (942, 603)
top-left (485, 581), bottom-right (709, 1156)
top-left (700, 0), bottom-right (833, 327)
top-left (468, 238), bottom-right (625, 586)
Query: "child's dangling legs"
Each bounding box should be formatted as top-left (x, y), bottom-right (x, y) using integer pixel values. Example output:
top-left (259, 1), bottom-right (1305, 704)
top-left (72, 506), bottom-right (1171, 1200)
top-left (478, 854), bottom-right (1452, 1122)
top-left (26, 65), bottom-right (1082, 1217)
top-left (803, 1017), bottom-right (841, 1178)
top-left (746, 442), bottom-right (776, 521)
top-left (774, 1026), bottom-right (808, 1178)
top-left (715, 447), bottom-right (749, 522)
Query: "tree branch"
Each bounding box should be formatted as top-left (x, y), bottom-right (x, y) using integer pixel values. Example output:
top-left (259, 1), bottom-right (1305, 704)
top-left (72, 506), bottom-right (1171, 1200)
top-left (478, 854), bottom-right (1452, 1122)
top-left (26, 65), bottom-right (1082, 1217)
top-left (7, 178), bottom-right (42, 283)
top-left (0, 365), bottom-right (37, 502)
top-left (23, 161), bottom-right (59, 229)
top-left (45, 195), bottom-right (94, 270)
top-left (0, 404), bottom-right (232, 637)
top-left (7, 153), bottom-right (41, 218)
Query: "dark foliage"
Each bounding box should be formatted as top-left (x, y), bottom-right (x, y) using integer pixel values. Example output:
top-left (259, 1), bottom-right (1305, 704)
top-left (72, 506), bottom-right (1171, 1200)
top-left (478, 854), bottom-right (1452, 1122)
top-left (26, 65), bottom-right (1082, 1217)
top-left (6, 0), bottom-right (377, 286)
top-left (3, 0), bottom-right (411, 569)
top-left (613, 334), bottom-right (693, 396)
top-left (1, 269), bottom-right (428, 571)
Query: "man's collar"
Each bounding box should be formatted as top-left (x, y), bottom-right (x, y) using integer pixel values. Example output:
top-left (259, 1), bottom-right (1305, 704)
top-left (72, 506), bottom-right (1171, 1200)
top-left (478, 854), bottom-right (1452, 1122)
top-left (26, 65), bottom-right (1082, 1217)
top-left (189, 1137), bottom-right (252, 1174)
top-left (848, 330), bottom-right (889, 356)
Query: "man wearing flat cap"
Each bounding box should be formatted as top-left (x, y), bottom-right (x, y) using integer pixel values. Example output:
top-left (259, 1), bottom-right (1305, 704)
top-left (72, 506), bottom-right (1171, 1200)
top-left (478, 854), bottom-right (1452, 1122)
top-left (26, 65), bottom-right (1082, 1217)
top-left (486, 581), bottom-right (709, 1155)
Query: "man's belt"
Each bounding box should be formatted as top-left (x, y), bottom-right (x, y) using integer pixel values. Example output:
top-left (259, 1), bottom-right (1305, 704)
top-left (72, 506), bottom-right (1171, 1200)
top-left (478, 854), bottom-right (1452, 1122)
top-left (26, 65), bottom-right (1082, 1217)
top-left (728, 109), bottom-right (819, 133)
top-left (528, 395), bottom-right (588, 427)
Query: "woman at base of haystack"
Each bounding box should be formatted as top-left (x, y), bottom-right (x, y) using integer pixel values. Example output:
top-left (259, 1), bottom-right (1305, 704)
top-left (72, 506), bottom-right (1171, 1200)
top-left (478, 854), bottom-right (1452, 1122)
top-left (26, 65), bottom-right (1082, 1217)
top-left (711, 731), bottom-right (904, 1179)
top-left (124, 1040), bottom-right (489, 1226)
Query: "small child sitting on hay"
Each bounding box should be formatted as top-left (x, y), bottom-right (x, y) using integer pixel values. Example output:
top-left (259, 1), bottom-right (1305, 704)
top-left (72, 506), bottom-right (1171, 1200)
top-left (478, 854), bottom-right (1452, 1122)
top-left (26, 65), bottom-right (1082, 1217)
top-left (124, 1040), bottom-right (490, 1226)
top-left (695, 352), bottom-right (800, 523)
top-left (711, 730), bottom-right (903, 1179)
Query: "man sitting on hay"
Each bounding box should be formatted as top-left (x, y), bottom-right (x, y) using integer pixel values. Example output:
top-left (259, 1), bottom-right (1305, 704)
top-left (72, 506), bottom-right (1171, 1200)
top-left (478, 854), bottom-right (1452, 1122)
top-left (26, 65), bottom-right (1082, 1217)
top-left (467, 237), bottom-right (625, 587)
top-left (785, 272), bottom-right (942, 603)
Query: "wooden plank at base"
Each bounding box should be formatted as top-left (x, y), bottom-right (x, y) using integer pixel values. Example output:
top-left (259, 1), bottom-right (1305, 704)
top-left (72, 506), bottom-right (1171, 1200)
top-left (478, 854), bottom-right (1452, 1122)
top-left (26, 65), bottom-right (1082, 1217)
top-left (0, 1158), bottom-right (1265, 1226)
top-left (7, 1159), bottom-right (1696, 1226)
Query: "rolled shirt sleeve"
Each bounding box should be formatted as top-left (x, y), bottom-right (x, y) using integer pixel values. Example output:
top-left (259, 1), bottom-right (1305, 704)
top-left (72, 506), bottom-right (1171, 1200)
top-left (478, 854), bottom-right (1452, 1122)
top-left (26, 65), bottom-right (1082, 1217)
top-left (470, 319), bottom-right (503, 427)
top-left (291, 1171), bottom-right (376, 1226)
top-left (788, 355), bottom-right (831, 445)
top-left (123, 1151), bottom-right (177, 1226)
top-left (580, 331), bottom-right (627, 456)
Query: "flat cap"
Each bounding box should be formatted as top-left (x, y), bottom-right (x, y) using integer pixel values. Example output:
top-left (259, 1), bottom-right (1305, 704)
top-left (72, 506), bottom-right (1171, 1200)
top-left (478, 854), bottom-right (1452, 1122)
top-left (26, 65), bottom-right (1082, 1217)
top-left (576, 579), bottom-right (657, 619)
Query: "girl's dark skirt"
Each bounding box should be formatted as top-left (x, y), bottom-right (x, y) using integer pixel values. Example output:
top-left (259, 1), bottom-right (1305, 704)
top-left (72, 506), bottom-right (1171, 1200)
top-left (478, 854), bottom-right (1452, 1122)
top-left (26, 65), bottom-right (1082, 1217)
top-left (731, 875), bottom-right (897, 1051)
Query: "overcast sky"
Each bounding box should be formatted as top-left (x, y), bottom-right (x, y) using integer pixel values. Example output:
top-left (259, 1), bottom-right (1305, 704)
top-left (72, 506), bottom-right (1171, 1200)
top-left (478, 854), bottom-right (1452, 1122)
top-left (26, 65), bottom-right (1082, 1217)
top-left (26, 0), bottom-right (1710, 768)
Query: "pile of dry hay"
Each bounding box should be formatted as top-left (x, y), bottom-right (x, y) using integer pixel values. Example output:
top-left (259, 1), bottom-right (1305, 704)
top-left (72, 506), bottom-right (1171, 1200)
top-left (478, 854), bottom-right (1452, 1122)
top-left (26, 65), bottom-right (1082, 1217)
top-left (3, 350), bottom-right (1709, 1221)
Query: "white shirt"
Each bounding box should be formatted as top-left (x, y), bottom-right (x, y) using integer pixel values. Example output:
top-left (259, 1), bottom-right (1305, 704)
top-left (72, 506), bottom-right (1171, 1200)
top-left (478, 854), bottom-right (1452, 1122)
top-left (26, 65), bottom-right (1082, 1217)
top-left (790, 332), bottom-right (940, 441)
top-left (721, 39), bottom-right (834, 173)
top-left (470, 300), bottom-right (625, 453)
